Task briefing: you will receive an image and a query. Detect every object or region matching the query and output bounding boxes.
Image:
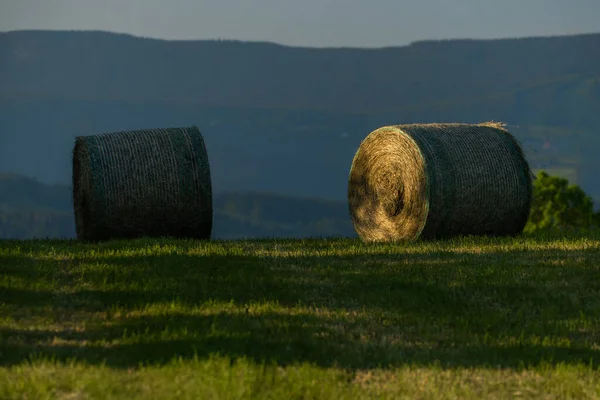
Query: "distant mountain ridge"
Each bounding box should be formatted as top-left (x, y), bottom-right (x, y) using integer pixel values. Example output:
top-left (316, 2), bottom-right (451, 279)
top-left (7, 29), bottom-right (597, 46)
top-left (2, 30), bottom-right (599, 113)
top-left (1, 30), bottom-right (599, 204)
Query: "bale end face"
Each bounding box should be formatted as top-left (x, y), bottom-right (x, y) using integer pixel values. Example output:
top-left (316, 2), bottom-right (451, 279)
top-left (348, 127), bottom-right (429, 242)
top-left (72, 137), bottom-right (97, 241)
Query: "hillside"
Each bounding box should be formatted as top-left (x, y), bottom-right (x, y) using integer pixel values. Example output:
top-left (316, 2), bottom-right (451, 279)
top-left (0, 173), bottom-right (355, 239)
top-left (1, 30), bottom-right (599, 202)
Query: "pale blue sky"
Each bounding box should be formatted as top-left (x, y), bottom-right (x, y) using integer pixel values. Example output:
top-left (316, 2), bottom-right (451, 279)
top-left (1, 0), bottom-right (599, 47)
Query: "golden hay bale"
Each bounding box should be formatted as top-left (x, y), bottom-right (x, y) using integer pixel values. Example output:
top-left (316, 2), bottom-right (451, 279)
top-left (347, 122), bottom-right (533, 242)
top-left (72, 126), bottom-right (212, 241)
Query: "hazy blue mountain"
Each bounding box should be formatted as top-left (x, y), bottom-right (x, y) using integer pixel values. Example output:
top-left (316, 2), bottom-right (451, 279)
top-left (2, 30), bottom-right (599, 112)
top-left (1, 30), bottom-right (599, 203)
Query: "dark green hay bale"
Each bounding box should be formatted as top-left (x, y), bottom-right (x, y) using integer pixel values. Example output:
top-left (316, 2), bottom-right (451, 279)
top-left (72, 126), bottom-right (212, 241)
top-left (347, 122), bottom-right (533, 242)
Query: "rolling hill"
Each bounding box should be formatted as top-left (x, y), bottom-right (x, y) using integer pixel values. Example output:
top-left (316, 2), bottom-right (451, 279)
top-left (1, 30), bottom-right (599, 203)
top-left (0, 173), bottom-right (355, 239)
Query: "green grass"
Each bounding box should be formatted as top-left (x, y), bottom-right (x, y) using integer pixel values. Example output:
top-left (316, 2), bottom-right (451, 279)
top-left (1, 233), bottom-right (600, 399)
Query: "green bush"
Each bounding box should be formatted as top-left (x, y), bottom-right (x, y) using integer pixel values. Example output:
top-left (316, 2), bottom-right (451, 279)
top-left (525, 171), bottom-right (599, 233)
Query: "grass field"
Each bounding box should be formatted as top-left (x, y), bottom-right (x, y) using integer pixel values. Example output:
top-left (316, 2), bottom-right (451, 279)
top-left (1, 233), bottom-right (600, 399)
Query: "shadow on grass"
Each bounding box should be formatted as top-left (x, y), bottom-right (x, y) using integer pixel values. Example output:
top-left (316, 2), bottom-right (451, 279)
top-left (1, 312), bottom-right (598, 370)
top-left (1, 240), bottom-right (599, 370)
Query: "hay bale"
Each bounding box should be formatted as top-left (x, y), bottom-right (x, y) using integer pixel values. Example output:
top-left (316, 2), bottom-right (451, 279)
top-left (72, 126), bottom-right (212, 241)
top-left (347, 122), bottom-right (533, 242)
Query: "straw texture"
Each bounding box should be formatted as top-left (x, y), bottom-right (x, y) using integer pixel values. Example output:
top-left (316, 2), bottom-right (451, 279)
top-left (347, 122), bottom-right (533, 242)
top-left (72, 126), bottom-right (212, 241)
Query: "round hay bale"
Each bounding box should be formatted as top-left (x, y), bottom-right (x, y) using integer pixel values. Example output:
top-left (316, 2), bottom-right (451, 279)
top-left (72, 126), bottom-right (212, 241)
top-left (347, 122), bottom-right (533, 242)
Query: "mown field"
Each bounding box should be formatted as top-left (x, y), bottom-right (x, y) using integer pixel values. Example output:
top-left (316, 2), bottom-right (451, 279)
top-left (1, 233), bottom-right (600, 399)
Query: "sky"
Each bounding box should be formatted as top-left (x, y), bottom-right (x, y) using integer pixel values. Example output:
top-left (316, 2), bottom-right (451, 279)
top-left (1, 0), bottom-right (599, 48)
